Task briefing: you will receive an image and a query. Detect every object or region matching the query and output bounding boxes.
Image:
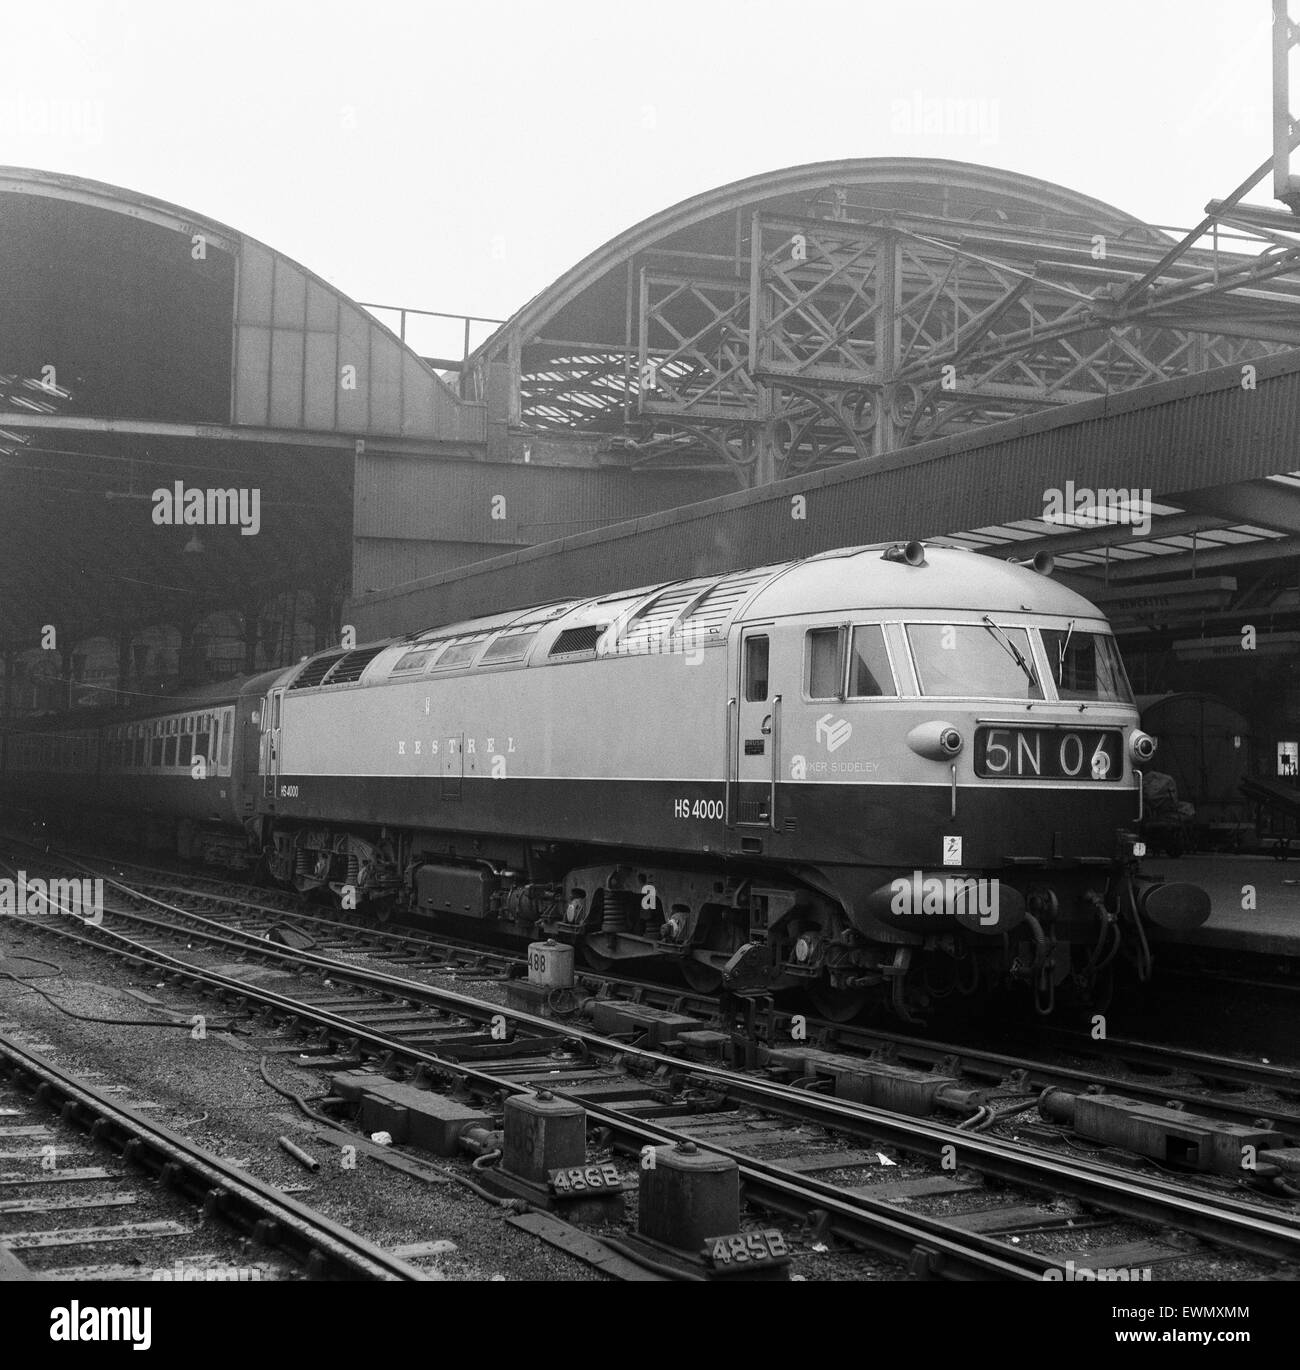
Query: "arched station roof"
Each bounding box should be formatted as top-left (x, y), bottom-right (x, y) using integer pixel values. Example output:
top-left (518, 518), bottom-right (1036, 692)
top-left (0, 167), bottom-right (484, 677)
top-left (471, 157), bottom-right (1169, 360)
top-left (460, 157), bottom-right (1296, 487)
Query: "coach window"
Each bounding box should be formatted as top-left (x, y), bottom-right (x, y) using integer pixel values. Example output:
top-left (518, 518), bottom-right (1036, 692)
top-left (744, 635), bottom-right (769, 701)
top-left (196, 716), bottom-right (211, 766)
top-left (220, 709), bottom-right (233, 771)
top-left (177, 727), bottom-right (193, 768)
top-left (848, 626), bottom-right (897, 697)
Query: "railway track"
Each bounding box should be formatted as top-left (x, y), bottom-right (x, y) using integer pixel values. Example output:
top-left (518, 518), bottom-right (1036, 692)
top-left (0, 1030), bottom-right (428, 1281)
top-left (53, 849), bottom-right (1300, 1141)
top-left (4, 852), bottom-right (1298, 1280)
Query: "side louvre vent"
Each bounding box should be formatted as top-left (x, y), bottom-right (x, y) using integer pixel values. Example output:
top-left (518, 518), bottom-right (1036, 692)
top-left (322, 644), bottom-right (389, 685)
top-left (549, 624), bottom-right (607, 658)
top-left (290, 652), bottom-right (347, 689)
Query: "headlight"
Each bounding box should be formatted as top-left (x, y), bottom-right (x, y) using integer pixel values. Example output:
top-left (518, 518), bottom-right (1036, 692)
top-left (1129, 730), bottom-right (1157, 763)
top-left (907, 721), bottom-right (964, 760)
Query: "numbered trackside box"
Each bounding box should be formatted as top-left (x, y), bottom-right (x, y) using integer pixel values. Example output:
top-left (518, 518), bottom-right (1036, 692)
top-left (702, 1229), bottom-right (791, 1279)
top-left (548, 1163), bottom-right (628, 1197)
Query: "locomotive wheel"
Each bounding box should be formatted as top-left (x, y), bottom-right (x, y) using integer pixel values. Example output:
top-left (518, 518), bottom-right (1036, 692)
top-left (809, 984), bottom-right (871, 1022)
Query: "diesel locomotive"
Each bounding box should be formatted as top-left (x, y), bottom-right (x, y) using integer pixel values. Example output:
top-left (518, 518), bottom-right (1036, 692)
top-left (0, 542), bottom-right (1211, 1020)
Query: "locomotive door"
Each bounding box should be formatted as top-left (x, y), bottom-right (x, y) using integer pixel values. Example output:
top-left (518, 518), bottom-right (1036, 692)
top-left (729, 625), bottom-right (781, 829)
top-left (262, 687), bottom-right (284, 801)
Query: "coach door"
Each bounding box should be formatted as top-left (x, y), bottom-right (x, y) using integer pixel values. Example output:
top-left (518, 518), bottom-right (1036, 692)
top-left (729, 625), bottom-right (781, 830)
top-left (262, 688), bottom-right (284, 801)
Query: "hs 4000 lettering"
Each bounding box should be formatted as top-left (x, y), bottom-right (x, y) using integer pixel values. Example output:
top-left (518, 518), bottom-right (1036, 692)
top-left (674, 798), bottom-right (724, 819)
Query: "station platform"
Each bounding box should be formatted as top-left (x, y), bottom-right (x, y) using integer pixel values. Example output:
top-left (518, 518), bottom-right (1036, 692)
top-left (1142, 853), bottom-right (1300, 957)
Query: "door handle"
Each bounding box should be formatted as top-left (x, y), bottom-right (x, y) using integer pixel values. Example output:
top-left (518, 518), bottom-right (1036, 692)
top-left (760, 714), bottom-right (773, 735)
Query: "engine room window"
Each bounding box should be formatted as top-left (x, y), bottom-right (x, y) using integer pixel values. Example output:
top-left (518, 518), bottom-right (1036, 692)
top-left (907, 623), bottom-right (1044, 700)
top-left (744, 635), bottom-right (769, 701)
top-left (434, 640), bottom-right (482, 669)
top-left (1039, 628), bottom-right (1133, 704)
top-left (480, 631), bottom-right (537, 665)
top-left (393, 649), bottom-right (433, 672)
top-left (806, 628), bottom-right (842, 699)
top-left (848, 625), bottom-right (896, 697)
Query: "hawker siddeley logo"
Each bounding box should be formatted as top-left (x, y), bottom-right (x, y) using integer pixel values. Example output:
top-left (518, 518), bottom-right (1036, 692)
top-left (815, 715), bottom-right (852, 753)
top-left (152, 481), bottom-right (260, 535)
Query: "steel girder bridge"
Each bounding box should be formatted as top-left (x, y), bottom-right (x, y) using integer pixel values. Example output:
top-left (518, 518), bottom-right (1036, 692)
top-left (462, 158), bottom-right (1300, 488)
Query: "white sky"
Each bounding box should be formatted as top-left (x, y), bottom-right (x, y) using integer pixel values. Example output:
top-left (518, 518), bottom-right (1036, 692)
top-left (3, 0), bottom-right (1285, 347)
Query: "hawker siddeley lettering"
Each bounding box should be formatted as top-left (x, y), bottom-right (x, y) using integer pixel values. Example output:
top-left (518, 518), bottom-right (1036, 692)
top-left (397, 736), bottom-right (517, 756)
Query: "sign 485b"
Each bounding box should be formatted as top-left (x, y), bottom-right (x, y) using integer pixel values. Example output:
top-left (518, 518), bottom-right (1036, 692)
top-left (704, 1229), bottom-right (789, 1269)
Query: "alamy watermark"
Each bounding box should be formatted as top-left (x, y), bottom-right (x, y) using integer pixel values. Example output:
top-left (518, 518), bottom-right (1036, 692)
top-left (152, 1259), bottom-right (264, 1281)
top-left (889, 91), bottom-right (999, 146)
top-left (889, 872), bottom-right (1000, 927)
top-left (0, 97), bottom-right (105, 146)
top-left (152, 482), bottom-right (261, 536)
top-left (0, 873), bottom-right (103, 924)
top-left (1042, 482), bottom-right (1152, 537)
top-left (1042, 1259), bottom-right (1152, 1282)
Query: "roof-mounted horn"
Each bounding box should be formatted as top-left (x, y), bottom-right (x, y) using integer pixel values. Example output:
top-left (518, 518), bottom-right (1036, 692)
top-left (1009, 551), bottom-right (1055, 577)
top-left (882, 540), bottom-right (927, 567)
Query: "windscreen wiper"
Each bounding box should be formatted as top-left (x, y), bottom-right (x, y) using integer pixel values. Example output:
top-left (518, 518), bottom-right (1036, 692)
top-left (981, 615), bottom-right (1038, 688)
top-left (1058, 619), bottom-right (1075, 675)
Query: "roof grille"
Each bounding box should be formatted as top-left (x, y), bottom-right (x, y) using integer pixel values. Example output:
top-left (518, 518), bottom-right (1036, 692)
top-left (549, 624), bottom-right (607, 657)
top-left (678, 568), bottom-right (774, 637)
top-left (290, 652), bottom-right (347, 689)
top-left (321, 645), bottom-right (389, 685)
top-left (616, 580), bottom-right (712, 654)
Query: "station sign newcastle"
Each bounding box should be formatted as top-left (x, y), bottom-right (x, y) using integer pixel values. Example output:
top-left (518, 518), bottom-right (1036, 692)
top-left (1174, 631), bottom-right (1300, 661)
top-left (1086, 576), bottom-right (1236, 618)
